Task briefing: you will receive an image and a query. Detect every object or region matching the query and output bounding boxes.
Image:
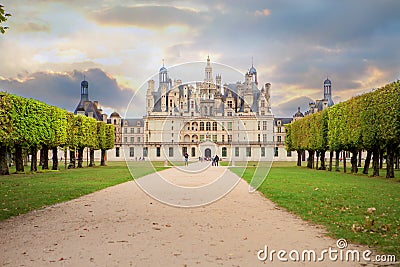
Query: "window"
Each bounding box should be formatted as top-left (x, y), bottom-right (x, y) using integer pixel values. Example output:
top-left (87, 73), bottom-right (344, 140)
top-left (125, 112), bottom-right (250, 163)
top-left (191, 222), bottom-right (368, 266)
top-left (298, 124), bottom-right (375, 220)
top-left (261, 100), bottom-right (265, 108)
top-left (191, 101), bottom-right (194, 109)
top-left (145, 122), bottom-right (148, 130)
top-left (200, 122), bottom-right (204, 131)
top-left (200, 135), bottom-right (205, 141)
top-left (137, 137), bottom-right (141, 143)
top-left (212, 122), bottom-right (217, 131)
top-left (113, 119), bottom-right (117, 125)
top-left (156, 147), bottom-right (161, 157)
top-left (222, 147), bottom-right (227, 157)
top-left (204, 106), bottom-right (208, 115)
top-left (261, 110), bottom-right (265, 116)
top-left (210, 107), bottom-right (213, 116)
top-left (222, 135), bottom-right (225, 143)
top-left (228, 135), bottom-right (232, 143)
top-left (227, 122), bottom-right (232, 131)
top-left (221, 122), bottom-right (225, 130)
top-left (261, 147), bottom-right (265, 157)
top-left (263, 134), bottom-right (267, 142)
top-left (131, 137), bottom-right (134, 143)
top-left (191, 112), bottom-right (194, 116)
top-left (277, 127), bottom-right (282, 133)
top-left (191, 147), bottom-right (196, 157)
top-left (143, 147), bottom-right (148, 157)
top-left (235, 147), bottom-right (239, 157)
top-left (263, 121), bottom-right (267, 130)
top-left (130, 128), bottom-right (134, 133)
top-left (274, 147), bottom-right (278, 157)
top-left (124, 137), bottom-right (127, 143)
top-left (169, 147), bottom-right (174, 157)
top-left (257, 122), bottom-right (261, 130)
top-left (258, 134), bottom-right (261, 142)
top-left (116, 147), bottom-right (120, 157)
top-left (130, 147), bottom-right (134, 157)
top-left (206, 122), bottom-right (211, 131)
top-left (124, 128), bottom-right (127, 134)
top-left (277, 136), bottom-right (282, 142)
top-left (137, 128), bottom-right (141, 133)
top-left (227, 111), bottom-right (233, 116)
top-left (212, 135), bottom-right (217, 142)
top-left (182, 147), bottom-right (187, 156)
top-left (246, 147), bottom-right (251, 157)
top-left (287, 150), bottom-right (292, 157)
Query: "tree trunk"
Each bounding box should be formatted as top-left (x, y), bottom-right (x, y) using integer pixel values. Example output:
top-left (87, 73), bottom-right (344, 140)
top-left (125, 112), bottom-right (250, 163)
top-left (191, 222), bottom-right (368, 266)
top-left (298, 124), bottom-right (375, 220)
top-left (328, 151), bottom-right (333, 171)
top-left (39, 149), bottom-right (44, 166)
top-left (372, 146), bottom-right (380, 177)
top-left (379, 149), bottom-right (384, 169)
top-left (64, 149), bottom-right (67, 170)
top-left (15, 144), bottom-right (24, 172)
top-left (362, 150), bottom-right (372, 175)
top-left (307, 150), bottom-right (314, 169)
top-left (335, 151), bottom-right (340, 172)
top-left (41, 145), bottom-right (49, 170)
top-left (52, 147), bottom-right (58, 170)
top-left (30, 146), bottom-right (38, 172)
top-left (386, 144), bottom-right (395, 178)
top-left (101, 149), bottom-right (106, 166)
top-left (77, 147), bottom-right (84, 168)
top-left (296, 150), bottom-right (302, 166)
top-left (0, 144), bottom-right (9, 175)
top-left (69, 149), bottom-right (76, 169)
top-left (394, 148), bottom-right (399, 170)
top-left (350, 150), bottom-right (358, 173)
top-left (89, 148), bottom-right (95, 167)
top-left (343, 151), bottom-right (347, 173)
top-left (358, 150), bottom-right (362, 167)
top-left (319, 151), bottom-right (326, 170)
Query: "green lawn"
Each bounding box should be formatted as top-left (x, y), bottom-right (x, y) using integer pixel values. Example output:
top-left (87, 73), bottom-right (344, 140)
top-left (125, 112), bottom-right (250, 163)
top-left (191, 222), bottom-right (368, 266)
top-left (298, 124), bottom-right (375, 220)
top-left (230, 162), bottom-right (400, 257)
top-left (0, 161), bottom-right (165, 221)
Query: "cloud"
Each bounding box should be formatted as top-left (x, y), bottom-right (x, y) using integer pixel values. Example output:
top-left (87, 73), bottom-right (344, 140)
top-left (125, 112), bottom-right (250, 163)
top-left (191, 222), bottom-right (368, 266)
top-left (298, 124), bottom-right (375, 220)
top-left (90, 5), bottom-right (208, 30)
top-left (0, 68), bottom-right (133, 116)
top-left (254, 8), bottom-right (270, 17)
top-left (14, 22), bottom-right (51, 33)
top-left (272, 96), bottom-right (314, 118)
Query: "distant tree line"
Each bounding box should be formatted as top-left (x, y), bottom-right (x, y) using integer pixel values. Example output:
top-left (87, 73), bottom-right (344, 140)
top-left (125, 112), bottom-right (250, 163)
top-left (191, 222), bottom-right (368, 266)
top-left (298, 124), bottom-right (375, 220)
top-left (285, 80), bottom-right (400, 178)
top-left (0, 92), bottom-right (114, 175)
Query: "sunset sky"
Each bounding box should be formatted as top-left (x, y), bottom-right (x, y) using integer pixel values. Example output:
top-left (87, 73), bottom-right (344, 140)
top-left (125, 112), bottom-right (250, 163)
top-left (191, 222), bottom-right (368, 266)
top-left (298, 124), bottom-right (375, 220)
top-left (1, 0), bottom-right (399, 117)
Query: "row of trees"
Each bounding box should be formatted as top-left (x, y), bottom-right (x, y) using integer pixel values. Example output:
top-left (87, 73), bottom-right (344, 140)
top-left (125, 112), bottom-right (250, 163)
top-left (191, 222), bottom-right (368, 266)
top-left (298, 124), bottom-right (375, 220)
top-left (286, 80), bottom-right (400, 178)
top-left (0, 92), bottom-right (114, 175)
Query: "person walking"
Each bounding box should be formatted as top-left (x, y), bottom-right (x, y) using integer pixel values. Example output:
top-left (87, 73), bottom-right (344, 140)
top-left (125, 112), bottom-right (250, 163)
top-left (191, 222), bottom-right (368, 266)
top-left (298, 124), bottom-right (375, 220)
top-left (184, 152), bottom-right (189, 166)
top-left (214, 155), bottom-right (219, 166)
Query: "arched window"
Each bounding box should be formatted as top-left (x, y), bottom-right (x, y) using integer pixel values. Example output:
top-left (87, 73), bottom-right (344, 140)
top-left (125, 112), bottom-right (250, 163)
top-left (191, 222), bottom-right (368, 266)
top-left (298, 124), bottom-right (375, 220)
top-left (206, 122), bottom-right (211, 131)
top-left (212, 122), bottom-right (217, 131)
top-left (200, 122), bottom-right (204, 131)
top-left (114, 119), bottom-right (117, 125)
top-left (222, 147), bottom-right (227, 157)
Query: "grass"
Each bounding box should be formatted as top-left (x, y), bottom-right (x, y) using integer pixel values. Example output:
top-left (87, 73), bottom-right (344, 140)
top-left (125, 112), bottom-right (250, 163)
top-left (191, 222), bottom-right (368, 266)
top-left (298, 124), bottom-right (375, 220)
top-left (230, 161), bottom-right (400, 258)
top-left (0, 161), bottom-right (166, 221)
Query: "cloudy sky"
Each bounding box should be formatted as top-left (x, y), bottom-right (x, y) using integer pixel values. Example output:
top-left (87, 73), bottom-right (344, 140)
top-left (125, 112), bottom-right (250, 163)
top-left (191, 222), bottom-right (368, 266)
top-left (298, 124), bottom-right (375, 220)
top-left (1, 0), bottom-right (399, 117)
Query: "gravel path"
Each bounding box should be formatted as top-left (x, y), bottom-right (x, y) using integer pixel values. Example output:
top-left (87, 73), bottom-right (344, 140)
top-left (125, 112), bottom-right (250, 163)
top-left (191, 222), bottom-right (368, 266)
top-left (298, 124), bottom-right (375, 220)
top-left (0, 163), bottom-right (371, 266)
